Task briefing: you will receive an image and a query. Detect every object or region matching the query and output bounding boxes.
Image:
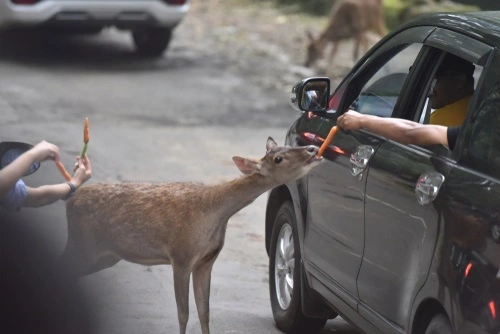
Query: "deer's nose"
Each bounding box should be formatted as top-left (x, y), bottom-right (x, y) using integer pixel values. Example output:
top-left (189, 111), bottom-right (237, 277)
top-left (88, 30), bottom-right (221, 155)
top-left (307, 146), bottom-right (318, 154)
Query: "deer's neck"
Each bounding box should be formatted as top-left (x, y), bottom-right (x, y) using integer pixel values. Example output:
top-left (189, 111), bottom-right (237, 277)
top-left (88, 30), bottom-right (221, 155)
top-left (210, 173), bottom-right (275, 221)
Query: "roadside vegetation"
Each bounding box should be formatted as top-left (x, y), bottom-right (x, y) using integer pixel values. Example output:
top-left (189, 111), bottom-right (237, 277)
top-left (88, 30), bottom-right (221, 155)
top-left (241, 0), bottom-right (485, 30)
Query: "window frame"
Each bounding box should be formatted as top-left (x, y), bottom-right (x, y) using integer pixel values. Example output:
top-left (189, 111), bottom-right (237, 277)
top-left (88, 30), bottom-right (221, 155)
top-left (457, 48), bottom-right (500, 180)
top-left (322, 26), bottom-right (436, 121)
top-left (400, 28), bottom-right (494, 161)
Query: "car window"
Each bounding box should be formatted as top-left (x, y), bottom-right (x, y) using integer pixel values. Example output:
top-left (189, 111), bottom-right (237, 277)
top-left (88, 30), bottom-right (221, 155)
top-left (350, 43), bottom-right (424, 118)
top-left (461, 84), bottom-right (500, 180)
top-left (416, 53), bottom-right (483, 125)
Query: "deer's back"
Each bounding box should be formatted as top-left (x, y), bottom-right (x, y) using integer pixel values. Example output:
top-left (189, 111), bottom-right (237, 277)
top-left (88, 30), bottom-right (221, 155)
top-left (65, 182), bottom-right (216, 255)
top-left (327, 0), bottom-right (385, 38)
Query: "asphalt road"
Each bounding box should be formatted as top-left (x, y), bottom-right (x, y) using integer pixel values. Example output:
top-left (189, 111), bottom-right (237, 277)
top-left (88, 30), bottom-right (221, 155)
top-left (0, 29), bottom-right (358, 334)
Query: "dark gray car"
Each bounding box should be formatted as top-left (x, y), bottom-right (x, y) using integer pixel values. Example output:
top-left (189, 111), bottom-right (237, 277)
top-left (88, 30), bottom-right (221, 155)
top-left (265, 11), bottom-right (500, 334)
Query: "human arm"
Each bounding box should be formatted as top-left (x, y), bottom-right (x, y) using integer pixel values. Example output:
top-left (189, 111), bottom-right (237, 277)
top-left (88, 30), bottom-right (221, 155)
top-left (0, 141), bottom-right (60, 198)
top-left (337, 110), bottom-right (449, 147)
top-left (22, 155), bottom-right (92, 208)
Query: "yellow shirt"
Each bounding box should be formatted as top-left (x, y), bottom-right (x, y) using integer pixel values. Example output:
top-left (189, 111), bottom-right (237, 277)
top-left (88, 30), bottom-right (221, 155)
top-left (430, 95), bottom-right (472, 127)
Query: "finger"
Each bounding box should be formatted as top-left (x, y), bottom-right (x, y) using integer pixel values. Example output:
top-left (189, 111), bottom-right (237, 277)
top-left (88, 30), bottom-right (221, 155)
top-left (82, 154), bottom-right (90, 167)
top-left (77, 158), bottom-right (84, 169)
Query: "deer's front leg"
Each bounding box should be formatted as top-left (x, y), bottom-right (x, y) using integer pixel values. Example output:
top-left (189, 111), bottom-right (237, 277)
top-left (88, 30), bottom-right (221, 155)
top-left (173, 265), bottom-right (192, 334)
top-left (193, 256), bottom-right (218, 334)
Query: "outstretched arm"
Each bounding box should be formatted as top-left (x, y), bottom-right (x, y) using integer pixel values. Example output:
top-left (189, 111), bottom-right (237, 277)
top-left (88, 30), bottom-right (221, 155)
top-left (337, 110), bottom-right (449, 147)
top-left (0, 141), bottom-right (61, 198)
top-left (22, 155), bottom-right (92, 208)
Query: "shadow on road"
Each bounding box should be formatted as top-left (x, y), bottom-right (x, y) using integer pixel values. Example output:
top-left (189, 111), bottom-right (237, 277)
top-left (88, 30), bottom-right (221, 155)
top-left (0, 28), bottom-right (200, 73)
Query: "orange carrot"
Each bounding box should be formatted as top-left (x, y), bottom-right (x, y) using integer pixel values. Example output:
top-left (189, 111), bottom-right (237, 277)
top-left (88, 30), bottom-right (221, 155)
top-left (80, 117), bottom-right (89, 159)
top-left (83, 117), bottom-right (89, 143)
top-left (317, 126), bottom-right (338, 157)
top-left (55, 160), bottom-right (71, 181)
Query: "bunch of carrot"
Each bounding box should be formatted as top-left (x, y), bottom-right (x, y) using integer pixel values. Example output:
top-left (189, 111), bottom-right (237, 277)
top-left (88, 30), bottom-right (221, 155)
top-left (55, 117), bottom-right (89, 181)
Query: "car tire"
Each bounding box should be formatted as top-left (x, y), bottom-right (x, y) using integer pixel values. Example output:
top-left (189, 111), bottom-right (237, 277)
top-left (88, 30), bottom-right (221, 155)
top-left (132, 27), bottom-right (172, 57)
top-left (424, 313), bottom-right (453, 334)
top-left (269, 201), bottom-right (327, 334)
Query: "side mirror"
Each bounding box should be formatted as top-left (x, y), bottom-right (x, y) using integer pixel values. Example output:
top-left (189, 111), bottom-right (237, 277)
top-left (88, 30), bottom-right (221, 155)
top-left (0, 142), bottom-right (40, 176)
top-left (291, 77), bottom-right (330, 112)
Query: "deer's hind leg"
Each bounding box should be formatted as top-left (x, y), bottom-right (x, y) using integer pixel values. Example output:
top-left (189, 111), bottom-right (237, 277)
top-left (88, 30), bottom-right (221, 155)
top-left (192, 251), bottom-right (220, 334)
top-left (353, 33), bottom-right (369, 62)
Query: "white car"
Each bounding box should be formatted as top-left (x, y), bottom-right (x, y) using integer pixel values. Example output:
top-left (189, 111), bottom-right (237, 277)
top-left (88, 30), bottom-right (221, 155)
top-left (0, 0), bottom-right (191, 56)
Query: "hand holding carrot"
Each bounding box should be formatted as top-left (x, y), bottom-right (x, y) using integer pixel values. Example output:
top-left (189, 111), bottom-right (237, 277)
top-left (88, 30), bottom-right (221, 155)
top-left (54, 117), bottom-right (91, 182)
top-left (71, 155), bottom-right (92, 188)
top-left (29, 141), bottom-right (61, 163)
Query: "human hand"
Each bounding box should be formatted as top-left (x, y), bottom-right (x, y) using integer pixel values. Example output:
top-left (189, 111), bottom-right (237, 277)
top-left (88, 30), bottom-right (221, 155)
top-left (336, 110), bottom-right (365, 130)
top-left (71, 155), bottom-right (92, 189)
top-left (29, 141), bottom-right (61, 163)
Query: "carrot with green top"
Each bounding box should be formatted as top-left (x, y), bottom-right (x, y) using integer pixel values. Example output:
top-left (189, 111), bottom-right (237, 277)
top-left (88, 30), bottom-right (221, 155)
top-left (317, 126), bottom-right (338, 157)
top-left (55, 117), bottom-right (89, 180)
top-left (80, 117), bottom-right (89, 159)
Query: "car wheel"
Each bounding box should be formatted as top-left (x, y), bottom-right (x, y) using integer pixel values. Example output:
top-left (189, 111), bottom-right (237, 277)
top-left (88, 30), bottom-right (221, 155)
top-left (424, 313), bottom-right (452, 334)
top-left (132, 27), bottom-right (172, 57)
top-left (269, 201), bottom-right (327, 334)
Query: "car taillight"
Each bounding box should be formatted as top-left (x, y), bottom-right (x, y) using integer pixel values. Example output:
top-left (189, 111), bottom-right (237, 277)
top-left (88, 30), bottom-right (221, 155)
top-left (164, 0), bottom-right (187, 5)
top-left (11, 0), bottom-right (40, 4)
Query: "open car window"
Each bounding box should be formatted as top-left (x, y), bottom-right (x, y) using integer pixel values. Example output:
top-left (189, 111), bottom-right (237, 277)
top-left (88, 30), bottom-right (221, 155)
top-left (350, 43), bottom-right (424, 118)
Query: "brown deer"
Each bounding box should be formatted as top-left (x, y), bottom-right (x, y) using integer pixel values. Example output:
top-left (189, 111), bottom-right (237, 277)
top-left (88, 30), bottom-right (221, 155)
top-left (305, 0), bottom-right (388, 67)
top-left (60, 137), bottom-right (323, 334)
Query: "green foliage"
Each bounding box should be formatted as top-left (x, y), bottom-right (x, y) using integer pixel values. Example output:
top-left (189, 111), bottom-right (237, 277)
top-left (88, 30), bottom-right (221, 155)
top-left (454, 0), bottom-right (500, 10)
top-left (275, 0), bottom-right (336, 15)
top-left (399, 0), bottom-right (479, 24)
top-left (267, 0), bottom-right (409, 28)
top-left (266, 0), bottom-right (487, 29)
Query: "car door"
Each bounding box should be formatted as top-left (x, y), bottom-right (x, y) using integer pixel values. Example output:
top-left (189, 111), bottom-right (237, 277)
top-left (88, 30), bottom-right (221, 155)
top-left (356, 30), bottom-right (493, 333)
top-left (302, 27), bottom-right (434, 310)
top-left (441, 49), bottom-right (500, 332)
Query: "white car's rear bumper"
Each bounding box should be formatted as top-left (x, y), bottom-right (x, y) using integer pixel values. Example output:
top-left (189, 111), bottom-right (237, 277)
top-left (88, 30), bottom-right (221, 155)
top-left (0, 0), bottom-right (190, 29)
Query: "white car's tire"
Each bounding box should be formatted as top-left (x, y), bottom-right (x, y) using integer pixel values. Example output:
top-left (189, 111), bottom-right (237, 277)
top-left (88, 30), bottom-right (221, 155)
top-left (132, 27), bottom-right (172, 57)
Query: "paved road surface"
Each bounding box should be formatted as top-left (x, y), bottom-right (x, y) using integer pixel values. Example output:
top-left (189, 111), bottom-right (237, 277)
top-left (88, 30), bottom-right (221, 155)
top-left (0, 29), bottom-right (359, 334)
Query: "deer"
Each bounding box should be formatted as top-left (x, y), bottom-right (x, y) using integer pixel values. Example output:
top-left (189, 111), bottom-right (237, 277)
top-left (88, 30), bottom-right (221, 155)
top-left (305, 0), bottom-right (388, 68)
top-left (59, 137), bottom-right (324, 334)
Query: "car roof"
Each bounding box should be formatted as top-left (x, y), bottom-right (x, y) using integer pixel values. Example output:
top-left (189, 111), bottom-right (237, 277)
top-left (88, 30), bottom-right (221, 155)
top-left (398, 11), bottom-right (500, 47)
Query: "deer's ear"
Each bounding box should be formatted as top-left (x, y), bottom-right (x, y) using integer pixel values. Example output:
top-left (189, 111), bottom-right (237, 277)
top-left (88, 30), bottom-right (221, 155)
top-left (266, 137), bottom-right (278, 151)
top-left (232, 156), bottom-right (260, 175)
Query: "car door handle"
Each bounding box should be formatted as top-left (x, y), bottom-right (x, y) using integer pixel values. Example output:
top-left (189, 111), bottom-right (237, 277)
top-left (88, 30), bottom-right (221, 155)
top-left (350, 145), bottom-right (374, 177)
top-left (415, 171), bottom-right (445, 205)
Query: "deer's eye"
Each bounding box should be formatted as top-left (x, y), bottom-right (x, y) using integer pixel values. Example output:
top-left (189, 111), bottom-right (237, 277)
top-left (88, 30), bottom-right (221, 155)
top-left (274, 156), bottom-right (283, 164)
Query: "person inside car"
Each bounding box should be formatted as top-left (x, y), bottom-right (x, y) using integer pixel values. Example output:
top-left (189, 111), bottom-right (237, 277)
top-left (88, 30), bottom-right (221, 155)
top-left (429, 53), bottom-right (475, 126)
top-left (0, 140), bottom-right (92, 211)
top-left (337, 109), bottom-right (460, 150)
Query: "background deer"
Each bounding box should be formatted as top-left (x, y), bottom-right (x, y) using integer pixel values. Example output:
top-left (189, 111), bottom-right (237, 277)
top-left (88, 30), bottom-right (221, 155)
top-left (305, 0), bottom-right (388, 67)
top-left (60, 137), bottom-right (323, 334)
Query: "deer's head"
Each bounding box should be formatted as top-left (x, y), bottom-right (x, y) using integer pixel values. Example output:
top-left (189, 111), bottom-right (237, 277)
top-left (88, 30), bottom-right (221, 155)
top-left (304, 31), bottom-right (323, 68)
top-left (232, 137), bottom-right (323, 185)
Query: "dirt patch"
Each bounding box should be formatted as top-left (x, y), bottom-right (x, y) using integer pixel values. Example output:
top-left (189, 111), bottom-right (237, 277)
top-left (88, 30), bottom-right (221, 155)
top-left (174, 0), bottom-right (373, 95)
